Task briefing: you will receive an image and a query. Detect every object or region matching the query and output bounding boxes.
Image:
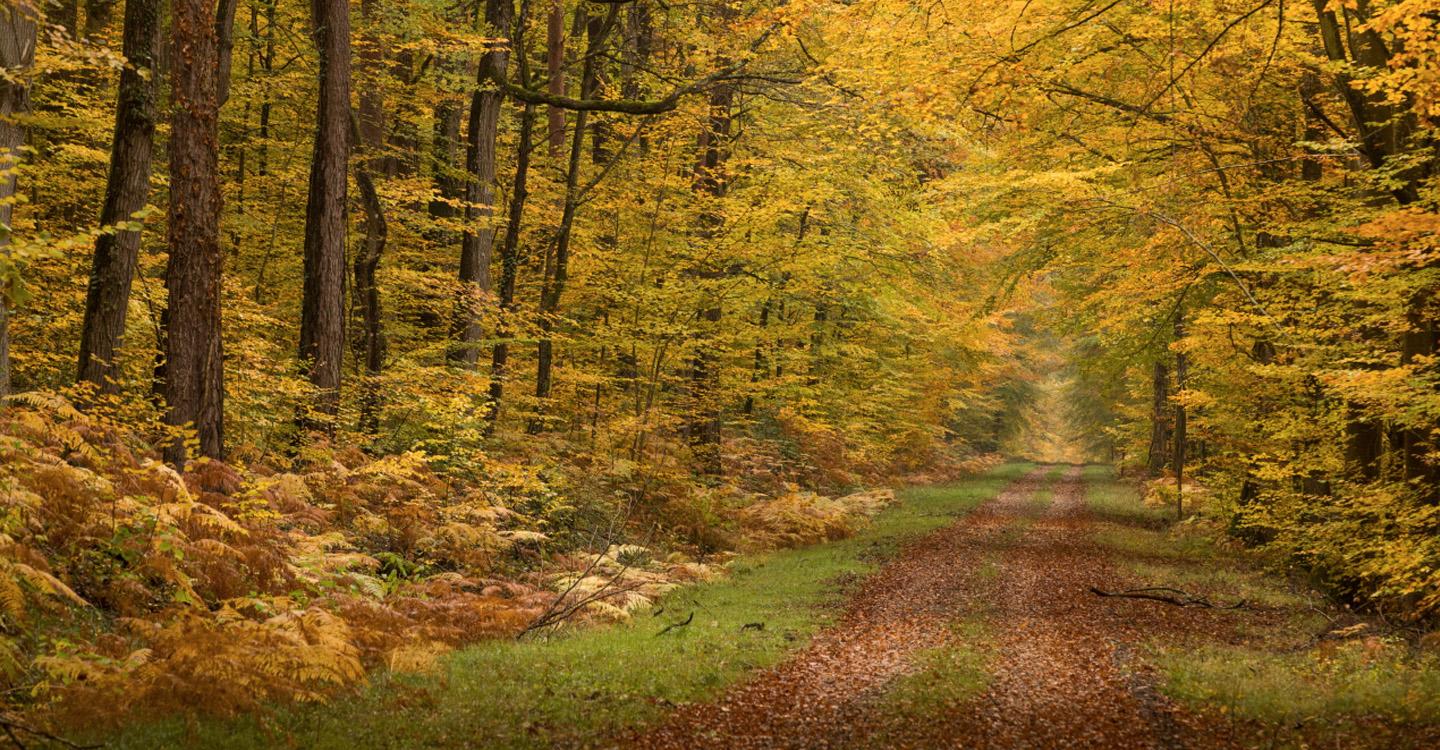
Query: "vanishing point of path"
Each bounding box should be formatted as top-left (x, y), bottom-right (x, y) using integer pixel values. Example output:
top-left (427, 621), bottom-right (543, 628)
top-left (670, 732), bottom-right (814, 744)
top-left (621, 466), bottom-right (1255, 749)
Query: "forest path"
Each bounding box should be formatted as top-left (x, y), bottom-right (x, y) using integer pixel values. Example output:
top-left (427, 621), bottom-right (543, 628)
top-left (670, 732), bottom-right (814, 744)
top-left (624, 465), bottom-right (1227, 750)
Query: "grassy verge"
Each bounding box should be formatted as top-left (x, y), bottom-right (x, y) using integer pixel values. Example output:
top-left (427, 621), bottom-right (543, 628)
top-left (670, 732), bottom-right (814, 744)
top-left (1082, 467), bottom-right (1440, 733)
top-left (103, 462), bottom-right (1032, 749)
top-left (879, 619), bottom-right (991, 716)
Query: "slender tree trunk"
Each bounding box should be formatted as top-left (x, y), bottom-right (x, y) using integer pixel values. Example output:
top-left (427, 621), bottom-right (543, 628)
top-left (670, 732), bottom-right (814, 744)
top-left (544, 0), bottom-right (564, 157)
top-left (486, 0), bottom-right (537, 427)
top-left (298, 0), bottom-right (352, 428)
top-left (163, 0), bottom-right (225, 462)
top-left (51, 0), bottom-right (78, 36)
top-left (214, 0), bottom-right (238, 106)
top-left (427, 58), bottom-right (465, 266)
top-left (1147, 360), bottom-right (1170, 476)
top-left (78, 0), bottom-right (161, 394)
top-left (84, 0), bottom-right (116, 37)
top-left (532, 7), bottom-right (614, 420)
top-left (1173, 312), bottom-right (1187, 518)
top-left (353, 0), bottom-right (387, 432)
top-left (450, 0), bottom-right (511, 368)
top-left (684, 67), bottom-right (735, 474)
top-left (488, 102), bottom-right (535, 427)
top-left (0, 0), bottom-right (36, 401)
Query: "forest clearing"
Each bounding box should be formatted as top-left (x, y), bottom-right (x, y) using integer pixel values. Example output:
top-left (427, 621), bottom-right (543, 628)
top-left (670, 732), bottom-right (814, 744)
top-left (1, 0), bottom-right (1439, 746)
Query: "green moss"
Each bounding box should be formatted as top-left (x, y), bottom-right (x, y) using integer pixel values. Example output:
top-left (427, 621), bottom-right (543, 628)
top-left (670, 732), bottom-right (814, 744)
top-left (103, 463), bottom-right (1030, 749)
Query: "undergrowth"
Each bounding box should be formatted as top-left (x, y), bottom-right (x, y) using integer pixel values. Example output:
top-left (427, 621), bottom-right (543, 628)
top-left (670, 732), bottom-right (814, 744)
top-left (1083, 467), bottom-right (1440, 730)
top-left (99, 463), bottom-right (1030, 748)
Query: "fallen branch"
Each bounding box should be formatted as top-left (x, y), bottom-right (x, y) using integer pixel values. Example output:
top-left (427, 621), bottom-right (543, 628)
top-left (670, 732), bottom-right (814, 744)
top-left (1089, 586), bottom-right (1247, 609)
top-left (0, 714), bottom-right (101, 749)
top-left (656, 611), bottom-right (694, 637)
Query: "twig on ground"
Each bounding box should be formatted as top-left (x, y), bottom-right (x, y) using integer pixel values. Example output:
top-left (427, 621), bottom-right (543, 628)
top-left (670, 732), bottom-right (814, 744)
top-left (656, 611), bottom-right (694, 636)
top-left (1089, 586), bottom-right (1247, 609)
top-left (0, 715), bottom-right (101, 749)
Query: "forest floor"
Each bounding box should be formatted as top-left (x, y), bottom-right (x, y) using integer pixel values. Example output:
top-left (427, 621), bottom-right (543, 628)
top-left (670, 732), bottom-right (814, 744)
top-left (626, 464), bottom-right (1440, 750)
top-left (105, 464), bottom-right (1440, 749)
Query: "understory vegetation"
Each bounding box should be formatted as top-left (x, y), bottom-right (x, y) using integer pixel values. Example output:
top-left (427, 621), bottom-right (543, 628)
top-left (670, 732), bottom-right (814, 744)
top-left (99, 465), bottom-right (1023, 748)
top-left (1084, 467), bottom-right (1440, 735)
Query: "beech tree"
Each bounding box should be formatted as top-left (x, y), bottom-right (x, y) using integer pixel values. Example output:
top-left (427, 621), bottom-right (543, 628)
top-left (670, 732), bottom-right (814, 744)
top-left (297, 0), bottom-right (352, 426)
top-left (77, 0), bottom-right (161, 394)
top-left (161, 0), bottom-right (225, 462)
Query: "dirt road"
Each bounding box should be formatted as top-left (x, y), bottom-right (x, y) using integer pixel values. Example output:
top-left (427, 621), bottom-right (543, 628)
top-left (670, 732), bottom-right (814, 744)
top-left (623, 466), bottom-right (1425, 749)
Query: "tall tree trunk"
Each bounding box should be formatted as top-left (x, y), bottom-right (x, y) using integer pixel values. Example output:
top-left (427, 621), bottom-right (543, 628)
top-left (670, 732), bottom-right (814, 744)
top-left (214, 0), bottom-right (238, 106)
top-left (427, 57), bottom-right (465, 273)
top-left (353, 0), bottom-right (387, 433)
top-left (1146, 359), bottom-right (1170, 476)
top-left (684, 67), bottom-right (735, 474)
top-left (163, 0), bottom-right (225, 463)
top-left (544, 0), bottom-right (564, 157)
top-left (532, 6), bottom-right (614, 421)
top-left (298, 0), bottom-right (352, 428)
top-left (51, 0), bottom-right (78, 36)
top-left (78, 0), bottom-right (161, 394)
top-left (486, 0), bottom-right (536, 427)
top-left (0, 0), bottom-right (35, 401)
top-left (1173, 312), bottom-right (1187, 518)
top-left (449, 0), bottom-right (511, 368)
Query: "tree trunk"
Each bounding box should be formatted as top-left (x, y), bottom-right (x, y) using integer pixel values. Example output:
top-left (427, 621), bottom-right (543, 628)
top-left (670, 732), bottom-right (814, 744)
top-left (533, 7), bottom-right (614, 419)
top-left (486, 0), bottom-right (537, 427)
top-left (163, 0), bottom-right (225, 463)
top-left (449, 0), bottom-right (511, 368)
top-left (684, 65), bottom-right (734, 474)
top-left (1146, 359), bottom-right (1170, 476)
top-left (78, 0), bottom-right (161, 394)
top-left (0, 0), bottom-right (36, 401)
top-left (427, 61), bottom-right (464, 257)
top-left (84, 0), bottom-right (116, 37)
top-left (488, 101), bottom-right (535, 427)
top-left (544, 0), bottom-right (564, 157)
top-left (298, 0), bottom-right (352, 428)
top-left (214, 0), bottom-right (238, 106)
top-left (353, 0), bottom-right (387, 433)
top-left (1173, 313), bottom-right (1187, 518)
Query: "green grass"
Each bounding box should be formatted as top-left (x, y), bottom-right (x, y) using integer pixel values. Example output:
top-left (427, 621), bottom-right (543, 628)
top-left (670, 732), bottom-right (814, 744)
top-left (102, 462), bottom-right (1032, 749)
top-left (1083, 468), bottom-right (1440, 729)
top-left (1158, 641), bottom-right (1440, 723)
top-left (880, 620), bottom-right (991, 715)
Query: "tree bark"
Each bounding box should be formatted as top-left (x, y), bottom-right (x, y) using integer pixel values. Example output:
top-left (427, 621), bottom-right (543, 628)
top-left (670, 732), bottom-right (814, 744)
top-left (449, 0), bottom-right (512, 368)
top-left (78, 0), bottom-right (161, 394)
top-left (0, 0), bottom-right (36, 401)
top-left (486, 0), bottom-right (537, 426)
top-left (684, 52), bottom-right (735, 473)
top-left (1173, 312), bottom-right (1187, 518)
top-left (532, 6), bottom-right (614, 419)
top-left (544, 0), bottom-right (564, 157)
top-left (353, 0), bottom-right (387, 433)
top-left (163, 0), bottom-right (225, 462)
top-left (298, 0), bottom-right (352, 428)
top-left (1146, 360), bottom-right (1170, 476)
